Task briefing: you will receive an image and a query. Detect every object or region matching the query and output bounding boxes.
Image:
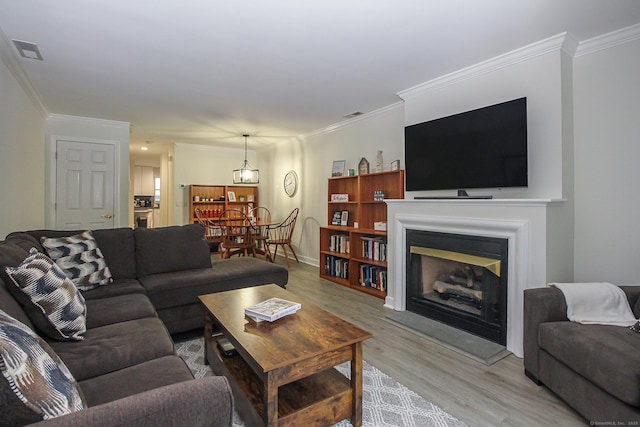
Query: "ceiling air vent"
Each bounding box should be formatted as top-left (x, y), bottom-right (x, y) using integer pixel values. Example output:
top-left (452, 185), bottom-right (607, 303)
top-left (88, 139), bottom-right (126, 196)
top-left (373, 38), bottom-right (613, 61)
top-left (344, 112), bottom-right (364, 119)
top-left (12, 39), bottom-right (43, 60)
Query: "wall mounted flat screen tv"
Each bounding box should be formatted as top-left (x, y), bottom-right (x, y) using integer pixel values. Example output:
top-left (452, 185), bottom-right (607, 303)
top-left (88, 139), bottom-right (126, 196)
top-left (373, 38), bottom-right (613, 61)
top-left (404, 97), bottom-right (528, 192)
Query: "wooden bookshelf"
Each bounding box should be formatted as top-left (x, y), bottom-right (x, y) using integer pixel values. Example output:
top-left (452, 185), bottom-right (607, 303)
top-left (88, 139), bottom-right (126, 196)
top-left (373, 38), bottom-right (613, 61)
top-left (319, 170), bottom-right (404, 298)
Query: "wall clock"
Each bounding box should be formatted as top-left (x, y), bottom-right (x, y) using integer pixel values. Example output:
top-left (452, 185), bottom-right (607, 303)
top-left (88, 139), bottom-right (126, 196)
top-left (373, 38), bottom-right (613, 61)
top-left (283, 170), bottom-right (298, 197)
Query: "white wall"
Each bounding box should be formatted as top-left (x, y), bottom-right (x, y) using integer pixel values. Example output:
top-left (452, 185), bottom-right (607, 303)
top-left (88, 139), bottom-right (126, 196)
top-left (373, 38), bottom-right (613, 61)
top-left (172, 142), bottom-right (258, 225)
top-left (264, 29), bottom-right (640, 289)
top-left (573, 37), bottom-right (640, 284)
top-left (262, 104), bottom-right (405, 265)
top-left (265, 36), bottom-right (580, 268)
top-left (399, 34), bottom-right (577, 284)
top-left (0, 42), bottom-right (47, 238)
top-left (44, 114), bottom-right (131, 228)
top-left (400, 34), bottom-right (574, 201)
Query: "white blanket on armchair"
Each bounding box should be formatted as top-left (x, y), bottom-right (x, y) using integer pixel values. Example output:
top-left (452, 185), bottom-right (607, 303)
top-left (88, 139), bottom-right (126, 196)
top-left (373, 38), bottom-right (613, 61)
top-left (549, 282), bottom-right (637, 326)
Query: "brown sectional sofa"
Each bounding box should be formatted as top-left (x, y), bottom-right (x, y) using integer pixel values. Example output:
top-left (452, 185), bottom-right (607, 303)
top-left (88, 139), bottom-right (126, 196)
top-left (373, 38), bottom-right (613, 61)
top-left (523, 286), bottom-right (640, 424)
top-left (0, 224), bottom-right (289, 426)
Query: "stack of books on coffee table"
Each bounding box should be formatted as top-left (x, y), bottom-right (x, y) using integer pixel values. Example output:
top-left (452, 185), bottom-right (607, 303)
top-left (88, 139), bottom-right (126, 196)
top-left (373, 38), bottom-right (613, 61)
top-left (244, 297), bottom-right (301, 323)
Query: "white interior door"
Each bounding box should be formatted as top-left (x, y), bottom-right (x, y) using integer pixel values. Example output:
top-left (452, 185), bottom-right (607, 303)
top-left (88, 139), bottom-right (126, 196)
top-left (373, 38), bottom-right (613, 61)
top-left (55, 140), bottom-right (116, 230)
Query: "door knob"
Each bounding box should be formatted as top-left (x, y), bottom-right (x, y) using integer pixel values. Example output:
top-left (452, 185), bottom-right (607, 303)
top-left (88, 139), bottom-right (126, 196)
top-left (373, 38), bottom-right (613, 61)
top-left (101, 214), bottom-right (113, 219)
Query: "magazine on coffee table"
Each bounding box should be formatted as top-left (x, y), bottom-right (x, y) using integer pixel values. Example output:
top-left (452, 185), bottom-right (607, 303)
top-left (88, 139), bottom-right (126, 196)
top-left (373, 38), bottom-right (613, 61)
top-left (244, 297), bottom-right (301, 322)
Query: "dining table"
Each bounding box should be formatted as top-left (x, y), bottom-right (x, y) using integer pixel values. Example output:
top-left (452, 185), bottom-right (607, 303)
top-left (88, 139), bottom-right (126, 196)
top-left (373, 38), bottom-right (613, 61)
top-left (212, 218), bottom-right (280, 262)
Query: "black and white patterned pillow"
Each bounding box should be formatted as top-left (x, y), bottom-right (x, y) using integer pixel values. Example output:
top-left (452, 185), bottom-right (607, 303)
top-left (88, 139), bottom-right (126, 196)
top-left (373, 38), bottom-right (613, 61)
top-left (4, 248), bottom-right (87, 341)
top-left (41, 231), bottom-right (113, 291)
top-left (0, 309), bottom-right (86, 423)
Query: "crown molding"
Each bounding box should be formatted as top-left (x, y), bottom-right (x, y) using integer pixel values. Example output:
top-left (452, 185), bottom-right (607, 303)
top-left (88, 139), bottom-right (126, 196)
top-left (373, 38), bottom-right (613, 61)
top-left (304, 101), bottom-right (404, 137)
top-left (47, 113), bottom-right (130, 130)
top-left (576, 23), bottom-right (640, 57)
top-left (398, 33), bottom-right (571, 100)
top-left (174, 142), bottom-right (247, 155)
top-left (0, 28), bottom-right (48, 118)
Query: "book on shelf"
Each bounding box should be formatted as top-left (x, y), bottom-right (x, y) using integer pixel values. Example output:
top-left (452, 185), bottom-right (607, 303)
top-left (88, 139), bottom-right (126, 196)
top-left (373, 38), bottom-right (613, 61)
top-left (325, 255), bottom-right (349, 279)
top-left (358, 263), bottom-right (387, 292)
top-left (329, 234), bottom-right (350, 253)
top-left (244, 298), bottom-right (301, 323)
top-left (361, 236), bottom-right (387, 262)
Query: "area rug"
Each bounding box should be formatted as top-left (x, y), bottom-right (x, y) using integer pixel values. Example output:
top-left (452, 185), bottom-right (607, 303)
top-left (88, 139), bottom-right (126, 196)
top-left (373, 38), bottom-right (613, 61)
top-left (386, 311), bottom-right (511, 366)
top-left (175, 336), bottom-right (468, 427)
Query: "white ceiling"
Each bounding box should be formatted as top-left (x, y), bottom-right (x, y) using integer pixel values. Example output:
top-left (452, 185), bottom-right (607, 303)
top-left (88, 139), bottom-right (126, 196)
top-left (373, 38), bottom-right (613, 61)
top-left (1, 1), bottom-right (639, 152)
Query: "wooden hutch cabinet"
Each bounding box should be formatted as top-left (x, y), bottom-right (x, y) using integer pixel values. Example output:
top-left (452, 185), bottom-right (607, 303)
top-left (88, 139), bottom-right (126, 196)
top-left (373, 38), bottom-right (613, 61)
top-left (189, 185), bottom-right (258, 224)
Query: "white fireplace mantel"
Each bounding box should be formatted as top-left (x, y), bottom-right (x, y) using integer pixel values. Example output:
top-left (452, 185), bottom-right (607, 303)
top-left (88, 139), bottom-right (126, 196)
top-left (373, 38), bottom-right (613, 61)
top-left (385, 198), bottom-right (573, 358)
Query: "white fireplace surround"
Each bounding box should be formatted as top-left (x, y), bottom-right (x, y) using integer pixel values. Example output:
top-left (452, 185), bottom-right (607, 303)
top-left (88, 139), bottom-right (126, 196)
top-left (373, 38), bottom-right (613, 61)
top-left (385, 199), bottom-right (573, 358)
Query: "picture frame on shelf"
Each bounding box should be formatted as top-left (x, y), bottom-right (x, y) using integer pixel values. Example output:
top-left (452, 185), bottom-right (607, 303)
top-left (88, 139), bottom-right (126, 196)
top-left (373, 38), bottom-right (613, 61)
top-left (332, 160), bottom-right (346, 177)
top-left (391, 159), bottom-right (400, 171)
top-left (247, 194), bottom-right (255, 202)
top-left (358, 157), bottom-right (369, 175)
top-left (331, 211), bottom-right (343, 226)
top-left (227, 191), bottom-right (236, 202)
top-left (340, 210), bottom-right (349, 226)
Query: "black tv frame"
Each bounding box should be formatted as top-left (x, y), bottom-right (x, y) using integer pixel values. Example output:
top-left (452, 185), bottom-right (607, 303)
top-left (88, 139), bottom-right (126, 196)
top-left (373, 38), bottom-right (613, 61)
top-left (404, 97), bottom-right (528, 193)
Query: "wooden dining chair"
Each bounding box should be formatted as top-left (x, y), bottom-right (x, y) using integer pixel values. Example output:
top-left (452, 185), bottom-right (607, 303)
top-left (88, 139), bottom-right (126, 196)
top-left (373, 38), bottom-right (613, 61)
top-left (249, 206), bottom-right (272, 261)
top-left (266, 208), bottom-right (299, 267)
top-left (217, 209), bottom-right (258, 259)
top-left (194, 207), bottom-right (223, 256)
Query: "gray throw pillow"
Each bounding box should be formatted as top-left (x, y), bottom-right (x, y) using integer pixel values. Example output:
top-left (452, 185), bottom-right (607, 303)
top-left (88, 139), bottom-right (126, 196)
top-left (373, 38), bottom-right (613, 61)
top-left (4, 248), bottom-right (87, 341)
top-left (0, 309), bottom-right (86, 423)
top-left (41, 230), bottom-right (113, 291)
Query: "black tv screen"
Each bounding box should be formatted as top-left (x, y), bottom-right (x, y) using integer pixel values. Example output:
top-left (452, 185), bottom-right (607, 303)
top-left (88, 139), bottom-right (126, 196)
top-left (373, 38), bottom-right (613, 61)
top-left (404, 97), bottom-right (528, 192)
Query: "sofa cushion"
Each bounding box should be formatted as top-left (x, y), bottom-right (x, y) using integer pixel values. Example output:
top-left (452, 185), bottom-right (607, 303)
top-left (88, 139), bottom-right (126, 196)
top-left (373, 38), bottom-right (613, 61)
top-left (90, 228), bottom-right (137, 280)
top-left (539, 321), bottom-right (640, 406)
top-left (47, 317), bottom-right (175, 381)
top-left (5, 249), bottom-right (87, 341)
top-left (0, 309), bottom-right (86, 424)
top-left (78, 355), bottom-right (194, 407)
top-left (3, 232), bottom-right (44, 254)
top-left (135, 224), bottom-right (211, 277)
top-left (41, 231), bottom-right (113, 291)
top-left (0, 240), bottom-right (37, 330)
top-left (156, 304), bottom-right (208, 335)
top-left (9, 229), bottom-right (137, 280)
top-left (140, 257), bottom-right (288, 310)
top-left (85, 293), bottom-right (157, 329)
top-left (0, 279), bottom-right (35, 332)
top-left (81, 278), bottom-right (146, 300)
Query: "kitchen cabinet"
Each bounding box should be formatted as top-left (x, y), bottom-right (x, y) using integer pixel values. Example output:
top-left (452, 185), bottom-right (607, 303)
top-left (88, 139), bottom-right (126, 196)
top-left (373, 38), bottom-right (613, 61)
top-left (133, 166), bottom-right (154, 195)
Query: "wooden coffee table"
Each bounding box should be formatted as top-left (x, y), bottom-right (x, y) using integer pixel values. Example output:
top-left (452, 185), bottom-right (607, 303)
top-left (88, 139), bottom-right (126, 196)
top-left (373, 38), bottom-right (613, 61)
top-left (199, 284), bottom-right (372, 427)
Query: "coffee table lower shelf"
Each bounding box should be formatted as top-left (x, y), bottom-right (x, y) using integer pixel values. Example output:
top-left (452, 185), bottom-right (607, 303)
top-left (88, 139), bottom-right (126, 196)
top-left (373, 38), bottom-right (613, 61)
top-left (205, 339), bottom-right (353, 426)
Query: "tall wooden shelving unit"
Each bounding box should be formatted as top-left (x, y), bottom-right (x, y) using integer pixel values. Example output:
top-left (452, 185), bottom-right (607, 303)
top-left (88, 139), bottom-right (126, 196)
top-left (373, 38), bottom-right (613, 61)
top-left (319, 170), bottom-right (404, 299)
top-left (189, 185), bottom-right (259, 224)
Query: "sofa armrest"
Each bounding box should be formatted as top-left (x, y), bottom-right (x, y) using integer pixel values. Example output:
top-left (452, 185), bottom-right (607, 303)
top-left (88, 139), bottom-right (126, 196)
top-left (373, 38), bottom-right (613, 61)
top-left (28, 377), bottom-right (233, 427)
top-left (620, 286), bottom-right (640, 316)
top-left (523, 287), bottom-right (568, 383)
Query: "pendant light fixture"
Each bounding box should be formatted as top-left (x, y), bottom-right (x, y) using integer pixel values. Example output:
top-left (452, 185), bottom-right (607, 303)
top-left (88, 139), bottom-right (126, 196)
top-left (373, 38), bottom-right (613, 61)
top-left (233, 134), bottom-right (259, 184)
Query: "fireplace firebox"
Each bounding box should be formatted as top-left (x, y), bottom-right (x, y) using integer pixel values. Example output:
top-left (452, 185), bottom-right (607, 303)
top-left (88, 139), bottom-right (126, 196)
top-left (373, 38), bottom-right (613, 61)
top-left (406, 230), bottom-right (508, 345)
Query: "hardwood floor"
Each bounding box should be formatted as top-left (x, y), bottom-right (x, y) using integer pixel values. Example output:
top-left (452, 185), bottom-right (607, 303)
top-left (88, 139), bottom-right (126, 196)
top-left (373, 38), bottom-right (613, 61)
top-left (279, 261), bottom-right (586, 427)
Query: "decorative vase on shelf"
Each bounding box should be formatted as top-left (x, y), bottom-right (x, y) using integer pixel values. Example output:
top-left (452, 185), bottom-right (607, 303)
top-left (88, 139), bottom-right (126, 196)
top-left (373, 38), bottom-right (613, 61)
top-left (376, 150), bottom-right (383, 172)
